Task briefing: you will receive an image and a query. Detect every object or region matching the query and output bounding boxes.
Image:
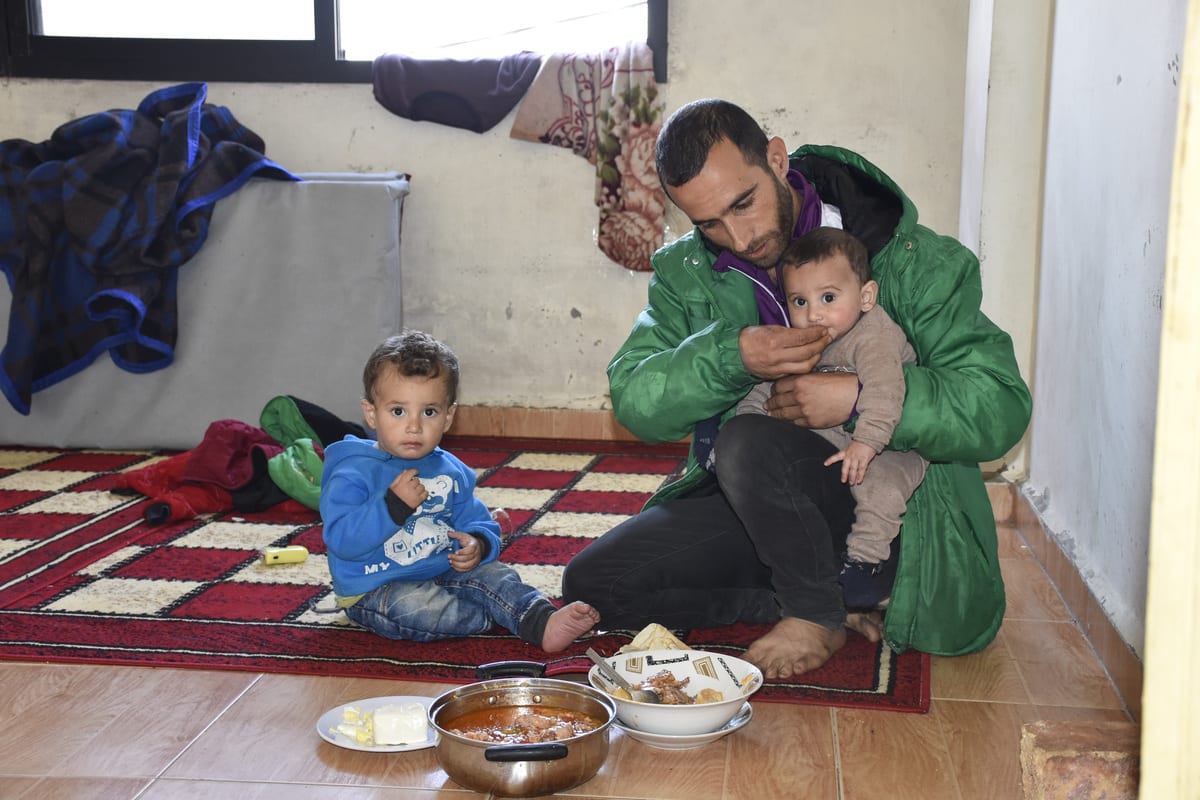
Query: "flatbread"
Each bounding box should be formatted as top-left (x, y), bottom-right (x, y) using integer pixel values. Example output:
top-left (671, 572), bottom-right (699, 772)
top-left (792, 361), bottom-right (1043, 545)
top-left (616, 623), bottom-right (691, 653)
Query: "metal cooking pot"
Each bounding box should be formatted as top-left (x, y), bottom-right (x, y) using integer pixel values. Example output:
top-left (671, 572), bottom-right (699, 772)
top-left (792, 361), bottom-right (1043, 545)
top-left (428, 675), bottom-right (616, 797)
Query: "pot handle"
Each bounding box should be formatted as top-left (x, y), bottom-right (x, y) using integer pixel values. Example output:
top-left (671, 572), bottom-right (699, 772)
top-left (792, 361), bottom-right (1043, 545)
top-left (484, 743), bottom-right (569, 763)
top-left (476, 660), bottom-right (547, 678)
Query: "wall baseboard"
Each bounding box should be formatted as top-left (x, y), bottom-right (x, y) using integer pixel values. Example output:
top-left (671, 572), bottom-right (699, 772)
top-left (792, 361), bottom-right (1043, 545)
top-left (451, 406), bottom-right (647, 442)
top-left (1005, 483), bottom-right (1144, 721)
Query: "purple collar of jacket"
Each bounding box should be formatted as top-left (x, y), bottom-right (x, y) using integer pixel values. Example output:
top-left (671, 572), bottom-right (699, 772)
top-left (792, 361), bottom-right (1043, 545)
top-left (709, 169), bottom-right (823, 327)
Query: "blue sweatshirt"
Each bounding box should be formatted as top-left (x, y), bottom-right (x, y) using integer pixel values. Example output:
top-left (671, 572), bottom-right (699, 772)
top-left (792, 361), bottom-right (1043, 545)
top-left (319, 435), bottom-right (502, 597)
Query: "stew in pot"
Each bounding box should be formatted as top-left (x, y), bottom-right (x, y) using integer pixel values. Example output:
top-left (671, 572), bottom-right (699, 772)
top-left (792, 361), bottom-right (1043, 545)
top-left (444, 705), bottom-right (604, 744)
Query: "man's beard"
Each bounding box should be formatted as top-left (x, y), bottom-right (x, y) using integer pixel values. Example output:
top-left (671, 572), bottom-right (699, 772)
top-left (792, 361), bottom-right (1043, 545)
top-left (737, 175), bottom-right (797, 269)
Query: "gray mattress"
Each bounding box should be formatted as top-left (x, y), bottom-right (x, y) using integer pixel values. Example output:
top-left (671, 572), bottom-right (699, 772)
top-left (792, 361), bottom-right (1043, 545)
top-left (0, 173), bottom-right (409, 450)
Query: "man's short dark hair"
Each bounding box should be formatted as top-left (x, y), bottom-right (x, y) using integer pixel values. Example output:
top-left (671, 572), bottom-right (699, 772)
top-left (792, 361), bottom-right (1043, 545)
top-left (363, 329), bottom-right (460, 404)
top-left (780, 227), bottom-right (873, 285)
top-left (655, 98), bottom-right (771, 188)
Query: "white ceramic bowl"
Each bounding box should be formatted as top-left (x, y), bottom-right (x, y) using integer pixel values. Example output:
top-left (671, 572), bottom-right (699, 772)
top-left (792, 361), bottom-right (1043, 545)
top-left (586, 648), bottom-right (763, 736)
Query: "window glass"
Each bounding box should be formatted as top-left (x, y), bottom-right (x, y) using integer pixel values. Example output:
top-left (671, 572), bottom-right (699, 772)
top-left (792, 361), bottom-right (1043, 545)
top-left (339, 0), bottom-right (648, 60)
top-left (36, 0), bottom-right (313, 40)
top-left (2, 0), bottom-right (664, 83)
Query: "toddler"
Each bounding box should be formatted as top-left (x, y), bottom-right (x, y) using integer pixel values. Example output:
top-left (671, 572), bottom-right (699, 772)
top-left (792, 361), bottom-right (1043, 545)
top-left (320, 330), bottom-right (599, 651)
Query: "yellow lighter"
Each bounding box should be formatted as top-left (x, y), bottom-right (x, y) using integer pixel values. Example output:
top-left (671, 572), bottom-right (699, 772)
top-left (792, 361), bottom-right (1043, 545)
top-left (261, 545), bottom-right (309, 565)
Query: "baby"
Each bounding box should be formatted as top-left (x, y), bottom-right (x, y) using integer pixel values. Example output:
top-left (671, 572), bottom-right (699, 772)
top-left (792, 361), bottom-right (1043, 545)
top-left (739, 227), bottom-right (928, 608)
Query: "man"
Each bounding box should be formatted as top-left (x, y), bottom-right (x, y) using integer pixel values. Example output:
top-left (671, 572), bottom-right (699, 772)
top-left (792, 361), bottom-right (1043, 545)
top-left (561, 99), bottom-right (1031, 679)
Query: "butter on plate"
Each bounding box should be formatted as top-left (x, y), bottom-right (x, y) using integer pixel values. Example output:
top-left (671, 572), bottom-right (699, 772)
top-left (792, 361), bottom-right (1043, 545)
top-left (372, 702), bottom-right (429, 746)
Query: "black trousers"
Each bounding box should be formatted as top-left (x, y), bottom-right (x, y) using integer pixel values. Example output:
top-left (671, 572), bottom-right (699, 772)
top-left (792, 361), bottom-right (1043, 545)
top-left (561, 414), bottom-right (856, 631)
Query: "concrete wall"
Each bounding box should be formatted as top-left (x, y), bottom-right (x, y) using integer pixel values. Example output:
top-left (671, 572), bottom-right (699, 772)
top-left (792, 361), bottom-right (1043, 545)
top-left (1026, 0), bottom-right (1187, 655)
top-left (1, 0), bottom-right (970, 414)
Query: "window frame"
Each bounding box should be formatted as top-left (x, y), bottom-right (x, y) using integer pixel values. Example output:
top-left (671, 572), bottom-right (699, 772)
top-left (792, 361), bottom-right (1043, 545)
top-left (0, 0), bottom-right (667, 83)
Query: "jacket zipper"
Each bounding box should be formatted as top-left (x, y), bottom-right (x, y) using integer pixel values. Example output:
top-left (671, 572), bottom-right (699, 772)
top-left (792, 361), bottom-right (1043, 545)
top-left (687, 250), bottom-right (788, 326)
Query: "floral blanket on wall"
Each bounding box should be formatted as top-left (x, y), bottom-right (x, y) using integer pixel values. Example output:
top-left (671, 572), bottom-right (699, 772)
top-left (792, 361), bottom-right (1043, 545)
top-left (511, 42), bottom-right (666, 272)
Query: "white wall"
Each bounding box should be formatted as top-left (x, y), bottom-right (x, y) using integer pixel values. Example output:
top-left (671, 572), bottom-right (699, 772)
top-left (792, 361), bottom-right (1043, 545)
top-left (959, 0), bottom-right (994, 255)
top-left (970, 0), bottom-right (1054, 481)
top-left (1028, 0), bottom-right (1187, 655)
top-left (0, 0), bottom-right (971, 415)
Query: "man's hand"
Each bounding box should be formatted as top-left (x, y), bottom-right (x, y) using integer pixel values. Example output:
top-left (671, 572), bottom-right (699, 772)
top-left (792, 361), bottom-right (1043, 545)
top-left (766, 371), bottom-right (859, 429)
top-left (739, 325), bottom-right (832, 380)
top-left (447, 530), bottom-right (482, 572)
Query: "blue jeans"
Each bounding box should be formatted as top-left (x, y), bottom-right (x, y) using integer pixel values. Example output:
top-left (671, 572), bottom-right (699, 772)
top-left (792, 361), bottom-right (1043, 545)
top-left (345, 561), bottom-right (549, 643)
top-left (562, 414), bottom-right (856, 631)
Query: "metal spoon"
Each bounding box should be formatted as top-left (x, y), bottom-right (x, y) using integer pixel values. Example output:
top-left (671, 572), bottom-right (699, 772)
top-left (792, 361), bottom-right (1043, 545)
top-left (585, 648), bottom-right (661, 704)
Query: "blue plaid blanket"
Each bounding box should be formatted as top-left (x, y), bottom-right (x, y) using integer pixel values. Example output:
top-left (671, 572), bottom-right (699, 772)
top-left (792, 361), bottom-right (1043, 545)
top-left (0, 83), bottom-right (298, 414)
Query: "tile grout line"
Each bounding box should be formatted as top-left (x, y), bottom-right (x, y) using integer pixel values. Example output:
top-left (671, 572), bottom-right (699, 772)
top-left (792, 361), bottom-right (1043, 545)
top-left (1007, 522), bottom-right (1135, 720)
top-left (930, 699), bottom-right (969, 800)
top-left (831, 706), bottom-right (845, 800)
top-left (130, 672), bottom-right (268, 799)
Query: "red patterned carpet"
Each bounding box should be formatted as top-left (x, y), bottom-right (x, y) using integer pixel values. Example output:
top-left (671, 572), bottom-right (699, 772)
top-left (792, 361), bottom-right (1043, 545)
top-left (0, 436), bottom-right (929, 713)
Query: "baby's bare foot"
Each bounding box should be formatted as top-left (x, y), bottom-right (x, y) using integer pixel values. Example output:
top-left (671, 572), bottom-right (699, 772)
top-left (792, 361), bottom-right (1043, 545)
top-left (845, 609), bottom-right (884, 642)
top-left (541, 601), bottom-right (601, 653)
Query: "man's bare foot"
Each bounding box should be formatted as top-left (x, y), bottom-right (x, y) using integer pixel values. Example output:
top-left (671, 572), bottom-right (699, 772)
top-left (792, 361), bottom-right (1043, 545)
top-left (744, 617), bottom-right (847, 679)
top-left (845, 609), bottom-right (884, 642)
top-left (541, 601), bottom-right (601, 653)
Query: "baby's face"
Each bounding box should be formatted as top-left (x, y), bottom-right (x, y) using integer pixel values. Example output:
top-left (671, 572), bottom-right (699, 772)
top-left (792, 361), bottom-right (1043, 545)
top-left (782, 253), bottom-right (873, 342)
top-left (361, 366), bottom-right (455, 460)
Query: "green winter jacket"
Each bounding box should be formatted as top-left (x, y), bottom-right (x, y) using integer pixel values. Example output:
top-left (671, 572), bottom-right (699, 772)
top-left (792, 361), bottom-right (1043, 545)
top-left (607, 144), bottom-right (1032, 656)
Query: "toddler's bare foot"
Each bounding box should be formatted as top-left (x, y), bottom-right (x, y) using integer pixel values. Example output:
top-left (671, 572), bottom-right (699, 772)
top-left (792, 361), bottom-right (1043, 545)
top-left (744, 616), bottom-right (847, 679)
top-left (541, 601), bottom-right (601, 653)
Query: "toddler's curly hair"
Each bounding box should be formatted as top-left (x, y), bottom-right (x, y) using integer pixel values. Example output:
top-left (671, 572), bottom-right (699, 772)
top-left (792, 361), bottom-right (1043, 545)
top-left (362, 330), bottom-right (459, 404)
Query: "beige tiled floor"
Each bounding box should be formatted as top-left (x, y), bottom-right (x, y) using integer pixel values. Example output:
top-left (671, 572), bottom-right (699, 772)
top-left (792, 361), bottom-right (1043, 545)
top-left (0, 522), bottom-right (1135, 800)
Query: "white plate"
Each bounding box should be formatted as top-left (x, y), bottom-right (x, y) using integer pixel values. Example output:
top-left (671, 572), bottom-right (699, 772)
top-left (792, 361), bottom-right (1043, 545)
top-left (614, 702), bottom-right (753, 750)
top-left (317, 695), bottom-right (438, 752)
